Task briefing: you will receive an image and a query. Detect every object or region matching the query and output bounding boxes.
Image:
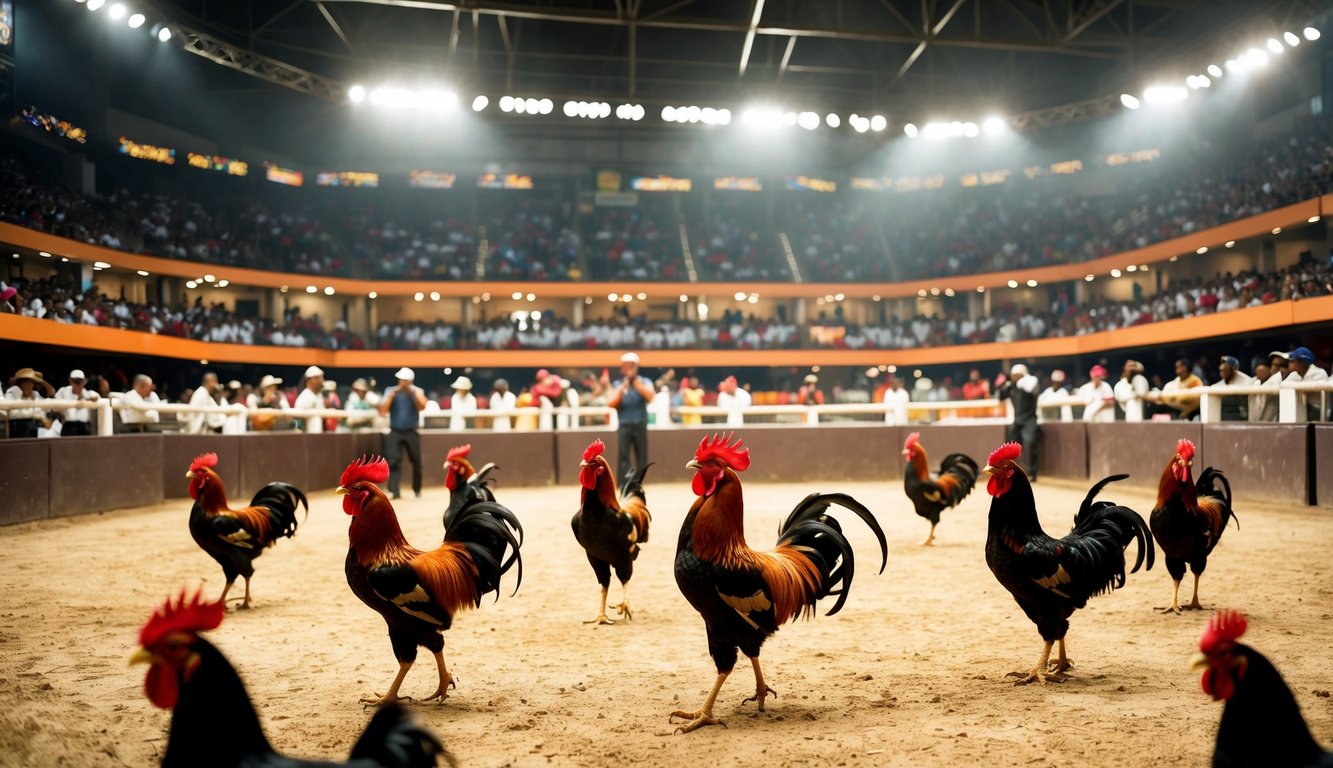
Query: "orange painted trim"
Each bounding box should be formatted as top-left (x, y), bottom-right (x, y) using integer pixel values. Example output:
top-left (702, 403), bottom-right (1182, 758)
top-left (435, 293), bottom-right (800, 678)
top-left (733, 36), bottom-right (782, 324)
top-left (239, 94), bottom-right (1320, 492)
top-left (1, 198), bottom-right (1320, 299)
top-left (7, 297), bottom-right (1332, 369)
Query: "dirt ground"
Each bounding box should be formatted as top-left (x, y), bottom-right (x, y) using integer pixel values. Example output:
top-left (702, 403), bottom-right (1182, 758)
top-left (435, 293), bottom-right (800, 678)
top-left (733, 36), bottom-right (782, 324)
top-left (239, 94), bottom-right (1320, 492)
top-left (1, 469), bottom-right (1330, 768)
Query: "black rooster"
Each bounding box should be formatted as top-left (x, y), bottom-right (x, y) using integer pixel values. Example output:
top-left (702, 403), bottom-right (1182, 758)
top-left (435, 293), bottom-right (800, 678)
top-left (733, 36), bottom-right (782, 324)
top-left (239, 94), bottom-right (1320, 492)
top-left (1150, 439), bottom-right (1236, 614)
top-left (902, 432), bottom-right (979, 545)
top-left (442, 443), bottom-right (498, 531)
top-left (572, 438), bottom-right (652, 624)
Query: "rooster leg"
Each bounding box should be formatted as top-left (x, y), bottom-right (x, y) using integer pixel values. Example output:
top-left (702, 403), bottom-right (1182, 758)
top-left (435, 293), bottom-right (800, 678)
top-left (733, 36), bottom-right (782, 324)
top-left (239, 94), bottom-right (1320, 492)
top-left (1007, 640), bottom-right (1066, 685)
top-left (361, 661), bottom-right (413, 707)
top-left (1048, 638), bottom-right (1073, 675)
top-left (920, 523), bottom-right (937, 547)
top-left (1183, 574), bottom-right (1204, 611)
top-left (741, 656), bottom-right (778, 711)
top-left (611, 582), bottom-right (633, 621)
top-left (218, 580), bottom-right (235, 607)
top-left (583, 585), bottom-right (615, 625)
top-left (670, 672), bottom-right (729, 734)
top-left (1154, 580), bottom-right (1183, 614)
top-left (421, 651), bottom-right (456, 702)
top-left (238, 576), bottom-right (253, 610)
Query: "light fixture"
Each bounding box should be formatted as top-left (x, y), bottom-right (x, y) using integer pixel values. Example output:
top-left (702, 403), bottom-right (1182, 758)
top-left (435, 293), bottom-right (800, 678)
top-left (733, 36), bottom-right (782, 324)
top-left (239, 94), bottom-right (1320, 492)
top-left (1196, 246), bottom-right (1208, 254)
top-left (87, 0), bottom-right (105, 10)
top-left (203, 274), bottom-right (215, 282)
top-left (1207, 64), bottom-right (1223, 77)
top-left (1268, 38), bottom-right (1285, 54)
top-left (1304, 27), bottom-right (1321, 41)
top-left (903, 122), bottom-right (918, 138)
top-left (527, 292), bottom-right (536, 301)
top-left (733, 291), bottom-right (746, 301)
top-left (108, 3), bottom-right (127, 20)
top-left (1120, 93), bottom-right (1141, 110)
top-left (324, 286), bottom-right (335, 295)
top-left (1110, 269), bottom-right (1122, 277)
top-left (870, 115), bottom-right (887, 132)
top-left (607, 292), bottom-right (617, 301)
top-left (127, 12), bottom-right (145, 28)
top-left (156, 25), bottom-right (171, 41)
top-left (348, 85), bottom-right (366, 103)
top-left (1006, 279), bottom-right (1018, 288)
top-left (1225, 240), bottom-right (1235, 248)
top-left (414, 292), bottom-right (424, 301)
top-left (499, 96), bottom-right (515, 113)
top-left (1272, 227), bottom-right (1282, 234)
top-left (982, 116), bottom-right (1006, 135)
top-left (834, 293), bottom-right (845, 301)
top-left (185, 281), bottom-right (197, 289)
top-left (930, 287), bottom-right (940, 296)
top-left (1084, 274), bottom-right (1095, 282)
top-left (430, 291), bottom-right (441, 301)
top-left (1285, 31), bottom-right (1301, 47)
top-left (306, 285), bottom-right (317, 293)
top-left (1127, 264), bottom-right (1138, 272)
top-left (472, 95), bottom-right (488, 111)
top-left (39, 251), bottom-right (52, 258)
top-left (976, 286), bottom-right (985, 293)
top-left (368, 291), bottom-right (378, 299)
top-left (1026, 279), bottom-right (1038, 287)
top-left (636, 292), bottom-right (647, 301)
top-left (916, 289), bottom-right (927, 297)
top-left (61, 257), bottom-right (69, 262)
top-left (797, 111), bottom-right (820, 130)
top-left (511, 291), bottom-right (523, 300)
top-left (679, 294), bottom-right (688, 302)
top-left (825, 113), bottom-right (840, 128)
top-left (1143, 85), bottom-right (1187, 105)
top-left (1309, 215), bottom-right (1321, 223)
top-left (136, 270), bottom-right (150, 276)
top-left (620, 293), bottom-right (632, 302)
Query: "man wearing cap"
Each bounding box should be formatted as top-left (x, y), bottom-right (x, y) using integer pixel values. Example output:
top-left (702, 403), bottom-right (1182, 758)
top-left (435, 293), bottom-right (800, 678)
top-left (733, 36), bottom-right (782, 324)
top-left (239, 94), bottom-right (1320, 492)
top-left (489, 379), bottom-right (517, 432)
top-left (1079, 365), bottom-right (1115, 423)
top-left (346, 378), bottom-right (380, 431)
top-left (798, 373), bottom-right (825, 425)
top-left (1038, 370), bottom-right (1074, 422)
top-left (717, 375), bottom-right (752, 427)
top-left (998, 364), bottom-right (1041, 481)
top-left (1214, 356), bottom-right (1253, 422)
top-left (247, 374), bottom-right (289, 431)
top-left (293, 366), bottom-right (326, 433)
top-left (1156, 359), bottom-right (1203, 420)
top-left (1114, 360), bottom-right (1150, 422)
top-left (120, 374), bottom-right (162, 433)
top-left (607, 352), bottom-right (656, 485)
top-left (1254, 351), bottom-right (1289, 422)
top-left (5, 368), bottom-right (54, 438)
top-left (186, 373), bottom-right (225, 435)
top-left (379, 367), bottom-right (428, 499)
top-left (53, 370), bottom-right (99, 436)
top-left (449, 376), bottom-right (477, 432)
top-left (882, 376), bottom-right (910, 425)
top-left (1284, 346), bottom-right (1328, 421)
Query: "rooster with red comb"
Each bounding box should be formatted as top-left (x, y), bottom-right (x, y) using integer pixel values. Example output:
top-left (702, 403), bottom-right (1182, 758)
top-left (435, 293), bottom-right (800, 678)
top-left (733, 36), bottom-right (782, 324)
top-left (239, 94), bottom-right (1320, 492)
top-left (671, 433), bottom-right (887, 733)
top-left (983, 441), bottom-right (1154, 684)
top-left (1191, 610), bottom-right (1330, 767)
top-left (572, 438), bottom-right (653, 624)
top-left (1150, 438), bottom-right (1236, 614)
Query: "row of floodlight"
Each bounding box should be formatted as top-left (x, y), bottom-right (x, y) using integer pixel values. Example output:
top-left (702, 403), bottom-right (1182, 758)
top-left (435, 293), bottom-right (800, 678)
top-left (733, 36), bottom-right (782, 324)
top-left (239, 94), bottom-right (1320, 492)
top-left (73, 0), bottom-right (172, 41)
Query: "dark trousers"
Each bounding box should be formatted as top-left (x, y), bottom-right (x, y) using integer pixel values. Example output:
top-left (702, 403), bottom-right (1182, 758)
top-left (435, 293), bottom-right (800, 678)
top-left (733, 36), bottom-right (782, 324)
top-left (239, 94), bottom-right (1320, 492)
top-left (62, 421), bottom-right (91, 437)
top-left (383, 428), bottom-right (422, 497)
top-left (6, 419), bottom-right (37, 438)
top-left (617, 421), bottom-right (648, 486)
top-left (1006, 419), bottom-right (1040, 480)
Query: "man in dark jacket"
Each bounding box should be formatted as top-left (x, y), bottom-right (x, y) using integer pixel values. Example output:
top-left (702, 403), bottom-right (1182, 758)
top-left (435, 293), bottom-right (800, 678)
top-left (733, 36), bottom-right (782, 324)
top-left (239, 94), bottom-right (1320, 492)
top-left (997, 363), bottom-right (1040, 482)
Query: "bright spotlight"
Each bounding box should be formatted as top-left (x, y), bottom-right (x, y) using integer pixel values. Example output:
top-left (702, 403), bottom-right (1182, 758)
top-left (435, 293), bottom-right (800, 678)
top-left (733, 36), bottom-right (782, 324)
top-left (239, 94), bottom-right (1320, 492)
top-left (348, 85), bottom-right (366, 103)
top-left (870, 114), bottom-right (887, 132)
top-left (903, 122), bottom-right (918, 138)
top-left (1267, 38), bottom-right (1284, 54)
top-left (661, 106), bottom-right (676, 122)
top-left (499, 95), bottom-right (515, 113)
top-left (156, 25), bottom-right (171, 41)
top-left (1120, 93), bottom-right (1141, 110)
top-left (87, 0), bottom-right (105, 10)
top-left (472, 95), bottom-right (488, 111)
top-left (1284, 31), bottom-right (1301, 46)
top-left (850, 114), bottom-right (870, 133)
top-left (1207, 64), bottom-right (1223, 77)
top-left (740, 106), bottom-right (785, 130)
top-left (564, 100), bottom-right (579, 117)
top-left (127, 12), bottom-right (145, 28)
top-left (797, 111), bottom-right (820, 130)
top-left (962, 121), bottom-right (979, 138)
top-left (1304, 26), bottom-right (1321, 41)
top-left (982, 116), bottom-right (1005, 135)
top-left (108, 3), bottom-right (127, 20)
top-left (538, 98), bottom-right (553, 114)
top-left (1244, 48), bottom-right (1270, 68)
top-left (825, 113), bottom-right (840, 128)
top-left (1143, 85), bottom-right (1187, 105)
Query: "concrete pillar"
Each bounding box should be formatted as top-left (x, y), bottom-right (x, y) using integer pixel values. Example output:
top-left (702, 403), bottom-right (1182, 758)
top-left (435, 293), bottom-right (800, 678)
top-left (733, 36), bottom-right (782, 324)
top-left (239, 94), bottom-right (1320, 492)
top-left (794, 299), bottom-right (806, 325)
top-left (572, 297), bottom-right (584, 326)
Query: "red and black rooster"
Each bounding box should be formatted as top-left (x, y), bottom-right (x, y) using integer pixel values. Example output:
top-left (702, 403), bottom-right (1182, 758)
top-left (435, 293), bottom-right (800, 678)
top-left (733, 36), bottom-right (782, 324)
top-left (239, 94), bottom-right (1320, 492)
top-left (339, 456), bottom-right (522, 705)
top-left (1192, 610), bottom-right (1330, 768)
top-left (186, 452), bottom-right (307, 610)
top-left (983, 442), bottom-right (1154, 684)
top-left (672, 433), bottom-right (888, 732)
top-left (442, 443), bottom-right (498, 531)
top-left (131, 589), bottom-right (446, 768)
top-left (573, 439), bottom-right (652, 624)
top-left (902, 432), bottom-right (979, 546)
top-left (1150, 439), bottom-right (1236, 614)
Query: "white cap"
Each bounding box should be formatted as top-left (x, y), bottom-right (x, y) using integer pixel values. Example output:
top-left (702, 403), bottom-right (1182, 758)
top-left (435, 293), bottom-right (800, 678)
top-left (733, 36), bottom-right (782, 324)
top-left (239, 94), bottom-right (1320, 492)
top-left (452, 376), bottom-right (473, 391)
top-left (1010, 364), bottom-right (1029, 377)
top-left (395, 367), bottom-right (415, 382)
top-left (620, 352), bottom-right (640, 364)
top-left (69, 369), bottom-right (86, 380)
top-left (304, 366), bottom-right (324, 379)
top-left (260, 374), bottom-right (283, 388)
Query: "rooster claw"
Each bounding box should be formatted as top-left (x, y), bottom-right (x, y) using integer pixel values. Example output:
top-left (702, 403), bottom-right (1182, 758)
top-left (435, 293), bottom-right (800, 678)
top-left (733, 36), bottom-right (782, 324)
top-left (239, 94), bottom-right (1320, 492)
top-left (583, 615), bottom-right (615, 625)
top-left (669, 711), bottom-right (725, 734)
top-left (421, 678), bottom-right (457, 703)
top-left (360, 694), bottom-right (411, 708)
top-left (1154, 605), bottom-right (1182, 615)
top-left (741, 686), bottom-right (778, 712)
top-left (612, 603), bottom-right (633, 621)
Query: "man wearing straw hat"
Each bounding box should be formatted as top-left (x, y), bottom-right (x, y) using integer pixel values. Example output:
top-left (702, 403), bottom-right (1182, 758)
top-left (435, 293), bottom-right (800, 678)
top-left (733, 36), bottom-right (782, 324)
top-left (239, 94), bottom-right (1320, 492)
top-left (448, 375), bottom-right (476, 432)
top-left (5, 368), bottom-right (53, 438)
top-left (379, 367), bottom-right (428, 499)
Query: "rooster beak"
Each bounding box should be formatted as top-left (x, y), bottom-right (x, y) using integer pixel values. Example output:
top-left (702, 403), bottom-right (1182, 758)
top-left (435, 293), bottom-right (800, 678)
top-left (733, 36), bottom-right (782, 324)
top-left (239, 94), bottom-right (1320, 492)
top-left (686, 459), bottom-right (701, 470)
top-left (981, 465), bottom-right (994, 474)
top-left (334, 486), bottom-right (348, 495)
top-left (579, 461), bottom-right (588, 468)
top-left (1189, 652), bottom-right (1209, 673)
top-left (129, 648), bottom-right (155, 667)
top-left (185, 471), bottom-right (194, 479)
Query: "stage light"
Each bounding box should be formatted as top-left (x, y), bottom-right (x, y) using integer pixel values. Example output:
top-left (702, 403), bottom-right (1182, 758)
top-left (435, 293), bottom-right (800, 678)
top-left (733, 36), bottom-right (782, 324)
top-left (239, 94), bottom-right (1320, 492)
top-left (661, 106), bottom-right (676, 121)
top-left (538, 98), bottom-right (553, 114)
top-left (1110, 269), bottom-right (1122, 277)
top-left (87, 0), bottom-right (105, 9)
top-left (1267, 38), bottom-right (1284, 54)
top-left (850, 114), bottom-right (870, 133)
top-left (472, 95), bottom-right (488, 111)
top-left (870, 115), bottom-right (887, 132)
top-left (1304, 27), bottom-right (1320, 41)
top-left (128, 12), bottom-right (145, 28)
top-left (156, 25), bottom-right (171, 41)
top-left (324, 286), bottom-right (335, 296)
top-left (1284, 31), bottom-right (1301, 46)
top-left (1225, 240), bottom-right (1235, 247)
top-left (499, 96), bottom-right (515, 113)
top-left (740, 105), bottom-right (785, 130)
top-left (1244, 48), bottom-right (1269, 68)
top-left (368, 291), bottom-right (377, 299)
top-left (108, 4), bottom-right (127, 20)
top-left (564, 100), bottom-right (579, 117)
top-left (982, 116), bottom-right (1005, 135)
top-left (1207, 64), bottom-right (1223, 77)
top-left (1120, 93), bottom-right (1141, 109)
top-left (1084, 274), bottom-right (1095, 282)
top-left (1143, 85), bottom-right (1187, 105)
top-left (962, 121), bottom-right (979, 137)
top-left (734, 291), bottom-right (747, 301)
top-left (825, 113), bottom-right (840, 128)
top-left (636, 292), bottom-right (647, 301)
top-left (414, 292), bottom-right (424, 301)
top-left (1006, 280), bottom-right (1018, 288)
top-left (348, 85), bottom-right (366, 103)
top-left (903, 122), bottom-right (918, 138)
top-left (1026, 279), bottom-right (1038, 287)
top-left (185, 281), bottom-right (197, 289)
top-left (203, 274), bottom-right (216, 282)
top-left (797, 111), bottom-right (820, 130)
top-left (306, 285), bottom-right (317, 293)
top-left (1196, 246), bottom-right (1208, 254)
top-left (136, 270), bottom-right (149, 276)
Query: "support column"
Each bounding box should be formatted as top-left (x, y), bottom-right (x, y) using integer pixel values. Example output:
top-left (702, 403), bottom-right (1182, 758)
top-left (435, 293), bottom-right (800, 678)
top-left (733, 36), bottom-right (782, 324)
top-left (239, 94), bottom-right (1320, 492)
top-left (572, 297), bottom-right (584, 326)
top-left (794, 299), bottom-right (806, 325)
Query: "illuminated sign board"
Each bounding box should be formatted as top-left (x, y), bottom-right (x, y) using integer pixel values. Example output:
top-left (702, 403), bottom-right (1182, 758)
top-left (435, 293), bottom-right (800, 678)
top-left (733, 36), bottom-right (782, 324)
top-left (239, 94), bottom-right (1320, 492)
top-left (597, 169), bottom-right (622, 192)
top-left (478, 172), bottom-right (534, 189)
top-left (118, 137), bottom-right (175, 165)
top-left (1106, 148), bottom-right (1161, 166)
top-left (961, 169), bottom-right (1011, 187)
top-left (316, 171), bottom-right (380, 187)
top-left (786, 176), bottom-right (837, 193)
top-left (1049, 160), bottom-right (1083, 175)
top-left (264, 164), bottom-right (304, 187)
top-left (187, 153), bottom-right (248, 176)
top-left (631, 175), bottom-right (693, 192)
top-left (850, 177), bottom-right (885, 191)
top-left (409, 170), bottom-right (457, 189)
top-left (713, 176), bottom-right (762, 192)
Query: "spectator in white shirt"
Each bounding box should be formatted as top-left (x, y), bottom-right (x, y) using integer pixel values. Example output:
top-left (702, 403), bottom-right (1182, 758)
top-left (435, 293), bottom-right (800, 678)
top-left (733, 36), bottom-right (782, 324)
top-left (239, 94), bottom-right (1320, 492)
top-left (1284, 346), bottom-right (1329, 421)
top-left (345, 378), bottom-right (380, 431)
top-left (293, 366), bottom-right (326, 433)
top-left (5, 367), bottom-right (54, 438)
top-left (1214, 356), bottom-right (1254, 421)
top-left (185, 373), bottom-right (226, 434)
top-left (52, 369), bottom-right (99, 436)
top-left (489, 379), bottom-right (517, 431)
top-left (1079, 365), bottom-right (1116, 423)
top-left (120, 374), bottom-right (162, 432)
top-left (1113, 360), bottom-right (1150, 422)
top-left (1038, 370), bottom-right (1075, 422)
top-left (882, 376), bottom-right (911, 425)
top-left (716, 375), bottom-right (752, 427)
top-left (449, 377), bottom-right (477, 431)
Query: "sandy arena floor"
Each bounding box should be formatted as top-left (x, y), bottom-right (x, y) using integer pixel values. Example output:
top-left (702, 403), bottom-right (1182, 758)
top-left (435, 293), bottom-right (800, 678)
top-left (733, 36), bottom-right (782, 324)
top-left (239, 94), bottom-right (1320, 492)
top-left (1, 469), bottom-right (1330, 767)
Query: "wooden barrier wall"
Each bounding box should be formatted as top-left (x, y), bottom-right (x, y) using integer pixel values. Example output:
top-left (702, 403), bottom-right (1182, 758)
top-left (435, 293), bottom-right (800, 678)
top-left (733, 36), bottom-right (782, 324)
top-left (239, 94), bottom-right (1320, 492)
top-left (0, 423), bottom-right (1327, 526)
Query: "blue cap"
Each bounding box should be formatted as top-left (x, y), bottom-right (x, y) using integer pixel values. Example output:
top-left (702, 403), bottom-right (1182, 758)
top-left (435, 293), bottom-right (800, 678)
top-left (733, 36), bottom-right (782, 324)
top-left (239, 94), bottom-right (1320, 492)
top-left (1289, 347), bottom-right (1315, 364)
top-left (1219, 356), bottom-right (1239, 367)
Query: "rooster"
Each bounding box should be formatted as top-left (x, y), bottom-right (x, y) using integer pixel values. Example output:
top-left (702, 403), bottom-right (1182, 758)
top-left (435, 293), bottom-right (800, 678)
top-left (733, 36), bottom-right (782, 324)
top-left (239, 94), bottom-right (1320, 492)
top-left (1150, 439), bottom-right (1236, 614)
top-left (671, 433), bottom-right (888, 733)
top-left (131, 589), bottom-right (446, 768)
top-left (902, 432), bottom-right (979, 546)
top-left (442, 443), bottom-right (498, 531)
top-left (338, 455), bottom-right (522, 705)
top-left (1192, 610), bottom-right (1330, 768)
top-left (186, 452), bottom-right (307, 610)
top-left (572, 439), bottom-right (652, 624)
top-left (983, 442), bottom-right (1154, 684)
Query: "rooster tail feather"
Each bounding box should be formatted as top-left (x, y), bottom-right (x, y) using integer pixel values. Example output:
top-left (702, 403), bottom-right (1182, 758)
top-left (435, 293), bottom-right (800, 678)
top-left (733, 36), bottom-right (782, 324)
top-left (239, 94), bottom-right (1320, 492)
top-left (776, 492), bottom-right (887, 617)
top-left (1075, 474), bottom-right (1129, 521)
top-left (444, 501), bottom-right (523, 599)
top-left (1196, 467), bottom-right (1236, 530)
top-left (936, 453), bottom-right (980, 504)
top-left (619, 462), bottom-right (654, 502)
top-left (1072, 502), bottom-right (1156, 580)
top-left (348, 703), bottom-right (450, 768)
top-left (470, 462), bottom-right (499, 490)
top-left (246, 482), bottom-right (307, 539)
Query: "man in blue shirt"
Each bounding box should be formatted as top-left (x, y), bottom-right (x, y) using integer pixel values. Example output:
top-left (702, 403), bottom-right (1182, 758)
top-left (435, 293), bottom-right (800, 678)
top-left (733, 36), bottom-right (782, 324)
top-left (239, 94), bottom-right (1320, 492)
top-left (606, 352), bottom-right (656, 485)
top-left (377, 367), bottom-right (428, 500)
